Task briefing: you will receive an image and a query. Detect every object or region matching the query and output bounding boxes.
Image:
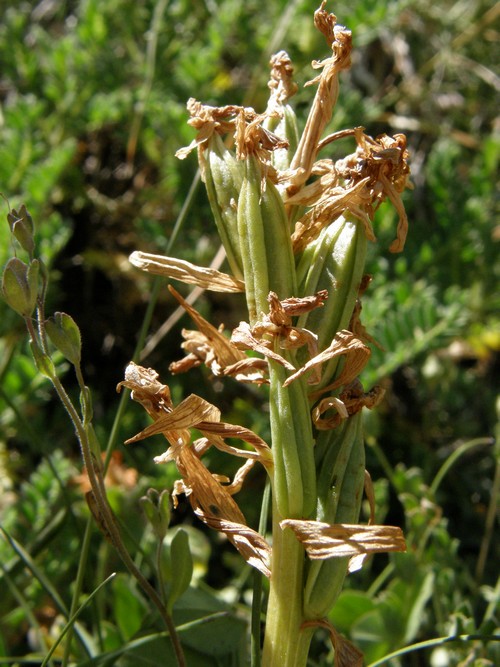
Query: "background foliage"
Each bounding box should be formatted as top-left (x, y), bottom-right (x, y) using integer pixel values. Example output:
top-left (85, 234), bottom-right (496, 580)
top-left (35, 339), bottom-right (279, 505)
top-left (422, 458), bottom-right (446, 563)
top-left (0, 0), bottom-right (498, 665)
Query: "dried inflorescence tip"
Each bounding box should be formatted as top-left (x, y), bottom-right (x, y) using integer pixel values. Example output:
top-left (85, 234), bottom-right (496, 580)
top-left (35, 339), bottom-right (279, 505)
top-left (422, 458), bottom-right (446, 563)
top-left (267, 51), bottom-right (298, 108)
top-left (290, 129), bottom-right (411, 252)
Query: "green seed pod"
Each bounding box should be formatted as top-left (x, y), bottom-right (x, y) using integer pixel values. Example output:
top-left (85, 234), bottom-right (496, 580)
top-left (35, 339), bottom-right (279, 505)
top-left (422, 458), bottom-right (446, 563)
top-left (80, 386), bottom-right (93, 425)
top-left (260, 173), bottom-right (297, 300)
top-left (296, 214), bottom-right (367, 387)
top-left (265, 104), bottom-right (299, 172)
top-left (2, 257), bottom-right (40, 318)
top-left (237, 156), bottom-right (270, 324)
top-left (45, 312), bottom-right (82, 366)
top-left (237, 152), bottom-right (314, 518)
top-left (303, 412), bottom-right (365, 619)
top-left (269, 360), bottom-right (317, 519)
top-left (202, 133), bottom-right (244, 279)
top-left (237, 155), bottom-right (296, 323)
top-left (264, 51), bottom-right (299, 172)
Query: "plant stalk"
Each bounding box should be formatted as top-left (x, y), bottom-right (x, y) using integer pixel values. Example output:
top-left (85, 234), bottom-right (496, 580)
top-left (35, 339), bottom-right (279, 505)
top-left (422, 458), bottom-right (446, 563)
top-left (262, 510), bottom-right (313, 667)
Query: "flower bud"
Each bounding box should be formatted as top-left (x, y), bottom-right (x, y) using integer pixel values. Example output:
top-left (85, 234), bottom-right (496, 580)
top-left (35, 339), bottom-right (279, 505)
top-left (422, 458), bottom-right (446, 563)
top-left (30, 339), bottom-right (56, 379)
top-left (140, 488), bottom-right (171, 541)
top-left (45, 312), bottom-right (82, 366)
top-left (7, 205), bottom-right (35, 255)
top-left (1, 257), bottom-right (40, 317)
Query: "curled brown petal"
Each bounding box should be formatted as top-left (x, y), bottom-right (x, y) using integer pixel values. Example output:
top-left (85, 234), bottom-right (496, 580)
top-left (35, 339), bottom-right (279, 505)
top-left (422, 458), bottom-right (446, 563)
top-left (301, 619), bottom-right (363, 667)
top-left (199, 512), bottom-right (271, 578)
top-left (283, 329), bottom-right (370, 389)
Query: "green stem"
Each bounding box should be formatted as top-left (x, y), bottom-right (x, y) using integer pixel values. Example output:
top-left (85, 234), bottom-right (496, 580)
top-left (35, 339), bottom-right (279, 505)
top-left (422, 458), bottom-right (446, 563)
top-left (40, 361), bottom-right (186, 667)
top-left (262, 512), bottom-right (313, 667)
top-left (61, 518), bottom-right (94, 667)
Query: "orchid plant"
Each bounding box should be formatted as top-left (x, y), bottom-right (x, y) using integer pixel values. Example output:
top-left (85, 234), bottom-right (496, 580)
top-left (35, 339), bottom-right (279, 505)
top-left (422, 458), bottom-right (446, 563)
top-left (120, 3), bottom-right (410, 665)
top-left (1, 3), bottom-right (412, 666)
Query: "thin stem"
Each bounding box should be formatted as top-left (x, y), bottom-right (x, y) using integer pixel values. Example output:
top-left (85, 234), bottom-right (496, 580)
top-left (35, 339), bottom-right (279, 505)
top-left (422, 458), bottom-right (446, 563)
top-left (41, 361), bottom-right (186, 667)
top-left (61, 518), bottom-right (94, 667)
top-left (430, 437), bottom-right (493, 496)
top-left (475, 449), bottom-right (500, 584)
top-left (126, 0), bottom-right (169, 166)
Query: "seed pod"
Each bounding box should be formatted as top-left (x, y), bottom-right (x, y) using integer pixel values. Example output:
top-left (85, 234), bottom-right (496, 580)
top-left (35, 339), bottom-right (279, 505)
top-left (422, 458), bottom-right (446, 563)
top-left (237, 152), bottom-right (314, 518)
top-left (30, 339), bottom-right (56, 379)
top-left (303, 412), bottom-right (365, 618)
top-left (140, 488), bottom-right (171, 541)
top-left (260, 170), bottom-right (297, 300)
top-left (202, 133), bottom-right (244, 279)
top-left (269, 360), bottom-right (317, 519)
top-left (7, 205), bottom-right (35, 256)
top-left (237, 156), bottom-right (270, 323)
top-left (296, 213), bottom-right (366, 387)
top-left (264, 51), bottom-right (299, 173)
top-left (265, 104), bottom-right (299, 172)
top-left (237, 155), bottom-right (296, 323)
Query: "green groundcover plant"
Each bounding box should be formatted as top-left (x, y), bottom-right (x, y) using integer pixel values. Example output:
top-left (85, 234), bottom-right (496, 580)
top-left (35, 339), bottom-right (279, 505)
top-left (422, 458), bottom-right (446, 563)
top-left (1, 2), bottom-right (498, 667)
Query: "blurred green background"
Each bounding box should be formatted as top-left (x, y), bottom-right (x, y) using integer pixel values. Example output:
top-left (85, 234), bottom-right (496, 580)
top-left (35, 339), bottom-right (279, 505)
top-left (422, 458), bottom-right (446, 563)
top-left (0, 1), bottom-right (498, 665)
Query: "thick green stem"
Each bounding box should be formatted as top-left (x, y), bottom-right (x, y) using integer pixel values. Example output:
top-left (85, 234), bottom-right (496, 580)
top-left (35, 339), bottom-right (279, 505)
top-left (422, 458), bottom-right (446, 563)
top-left (262, 357), bottom-right (316, 666)
top-left (262, 506), bottom-right (313, 667)
top-left (262, 507), bottom-right (314, 667)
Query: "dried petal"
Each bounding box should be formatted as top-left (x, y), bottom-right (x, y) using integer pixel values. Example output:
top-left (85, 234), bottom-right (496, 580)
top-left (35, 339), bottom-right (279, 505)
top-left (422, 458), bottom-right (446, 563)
top-left (120, 363), bottom-right (273, 572)
top-left (283, 329), bottom-right (370, 389)
top-left (301, 619), bottom-right (363, 667)
top-left (231, 321), bottom-right (296, 372)
top-left (281, 519), bottom-right (406, 560)
top-left (200, 513), bottom-right (271, 578)
top-left (288, 8), bottom-right (352, 190)
top-left (168, 285), bottom-right (249, 375)
top-left (129, 251), bottom-right (244, 292)
top-left (312, 383), bottom-right (385, 429)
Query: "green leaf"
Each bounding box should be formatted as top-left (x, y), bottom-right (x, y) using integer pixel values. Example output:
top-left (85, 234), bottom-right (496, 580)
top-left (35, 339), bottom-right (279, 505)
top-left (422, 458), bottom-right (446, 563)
top-left (112, 574), bottom-right (144, 641)
top-left (404, 570), bottom-right (435, 643)
top-left (166, 529), bottom-right (193, 613)
top-left (176, 611), bottom-right (247, 658)
top-left (351, 610), bottom-right (392, 663)
top-left (329, 590), bottom-right (377, 634)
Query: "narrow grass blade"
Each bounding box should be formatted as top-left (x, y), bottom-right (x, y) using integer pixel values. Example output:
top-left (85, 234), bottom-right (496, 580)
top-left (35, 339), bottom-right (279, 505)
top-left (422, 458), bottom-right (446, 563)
top-left (40, 573), bottom-right (116, 667)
